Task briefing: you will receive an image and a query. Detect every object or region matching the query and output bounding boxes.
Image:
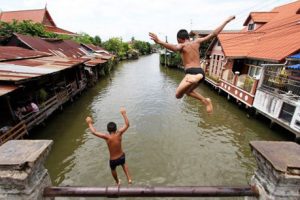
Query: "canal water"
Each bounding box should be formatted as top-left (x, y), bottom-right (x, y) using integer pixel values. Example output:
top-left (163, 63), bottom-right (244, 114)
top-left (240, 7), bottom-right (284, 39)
top-left (31, 54), bottom-right (287, 200)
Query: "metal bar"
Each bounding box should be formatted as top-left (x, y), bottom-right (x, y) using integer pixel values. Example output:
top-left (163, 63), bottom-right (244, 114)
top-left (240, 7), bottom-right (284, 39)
top-left (44, 186), bottom-right (258, 198)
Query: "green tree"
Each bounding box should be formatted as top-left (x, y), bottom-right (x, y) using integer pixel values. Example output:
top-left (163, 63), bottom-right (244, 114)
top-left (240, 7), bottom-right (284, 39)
top-left (93, 35), bottom-right (101, 46)
top-left (102, 37), bottom-right (127, 58)
top-left (0, 20), bottom-right (57, 38)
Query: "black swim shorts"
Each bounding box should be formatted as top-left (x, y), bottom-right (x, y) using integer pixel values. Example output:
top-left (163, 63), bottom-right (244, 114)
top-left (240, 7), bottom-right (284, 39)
top-left (109, 153), bottom-right (125, 170)
top-left (184, 67), bottom-right (205, 84)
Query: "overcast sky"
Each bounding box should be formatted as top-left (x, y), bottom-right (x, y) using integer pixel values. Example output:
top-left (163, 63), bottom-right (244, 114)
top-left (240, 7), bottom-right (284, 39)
top-left (0, 0), bottom-right (297, 43)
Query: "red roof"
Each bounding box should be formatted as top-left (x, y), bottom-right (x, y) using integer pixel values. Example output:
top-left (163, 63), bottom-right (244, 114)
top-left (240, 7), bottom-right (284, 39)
top-left (0, 8), bottom-right (55, 26)
top-left (0, 8), bottom-right (76, 35)
top-left (243, 12), bottom-right (278, 26)
top-left (215, 1), bottom-right (300, 62)
top-left (45, 25), bottom-right (77, 36)
top-left (0, 85), bottom-right (18, 96)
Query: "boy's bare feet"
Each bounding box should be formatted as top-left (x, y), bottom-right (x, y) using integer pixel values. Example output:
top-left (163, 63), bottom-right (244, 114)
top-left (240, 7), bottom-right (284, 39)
top-left (116, 179), bottom-right (121, 186)
top-left (128, 179), bottom-right (132, 184)
top-left (205, 98), bottom-right (213, 113)
top-left (186, 74), bottom-right (202, 84)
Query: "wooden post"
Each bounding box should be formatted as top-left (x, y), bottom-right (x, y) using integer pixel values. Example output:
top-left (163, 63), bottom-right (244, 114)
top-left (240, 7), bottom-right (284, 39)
top-left (250, 78), bottom-right (259, 95)
top-left (233, 71), bottom-right (240, 86)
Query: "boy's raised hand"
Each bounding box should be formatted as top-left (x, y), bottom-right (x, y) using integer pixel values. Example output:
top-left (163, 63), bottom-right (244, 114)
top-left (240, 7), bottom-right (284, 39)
top-left (149, 32), bottom-right (160, 44)
top-left (86, 116), bottom-right (93, 124)
top-left (226, 15), bottom-right (235, 23)
top-left (120, 107), bottom-right (126, 115)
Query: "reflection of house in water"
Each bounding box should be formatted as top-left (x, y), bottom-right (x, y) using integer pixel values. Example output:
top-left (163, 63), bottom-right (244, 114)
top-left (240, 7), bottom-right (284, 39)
top-left (254, 53), bottom-right (300, 138)
top-left (205, 1), bottom-right (300, 109)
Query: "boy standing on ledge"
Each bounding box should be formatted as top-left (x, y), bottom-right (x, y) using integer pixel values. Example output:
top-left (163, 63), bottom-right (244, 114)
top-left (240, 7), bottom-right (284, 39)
top-left (86, 107), bottom-right (132, 185)
top-left (149, 16), bottom-right (235, 114)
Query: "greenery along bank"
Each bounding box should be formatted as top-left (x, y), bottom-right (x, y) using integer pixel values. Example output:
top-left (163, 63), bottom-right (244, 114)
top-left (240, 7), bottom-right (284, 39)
top-left (0, 20), bottom-right (153, 59)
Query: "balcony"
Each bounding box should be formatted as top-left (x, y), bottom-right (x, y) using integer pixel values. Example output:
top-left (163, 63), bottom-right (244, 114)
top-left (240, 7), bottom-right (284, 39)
top-left (219, 69), bottom-right (259, 106)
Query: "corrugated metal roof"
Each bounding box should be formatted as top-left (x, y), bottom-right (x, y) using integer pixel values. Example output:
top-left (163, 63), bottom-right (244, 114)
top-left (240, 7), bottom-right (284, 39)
top-left (0, 85), bottom-right (18, 96)
top-left (85, 59), bottom-right (107, 67)
top-left (81, 43), bottom-right (113, 59)
top-left (0, 53), bottom-right (87, 82)
top-left (14, 33), bottom-right (88, 58)
top-left (0, 46), bottom-right (51, 61)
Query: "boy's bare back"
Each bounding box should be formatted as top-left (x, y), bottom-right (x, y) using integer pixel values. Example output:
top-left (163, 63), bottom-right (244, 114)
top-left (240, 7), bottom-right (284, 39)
top-left (106, 133), bottom-right (124, 160)
top-left (180, 41), bottom-right (201, 68)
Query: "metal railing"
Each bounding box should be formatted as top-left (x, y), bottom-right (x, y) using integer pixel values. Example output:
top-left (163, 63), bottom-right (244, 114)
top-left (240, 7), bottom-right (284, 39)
top-left (262, 70), bottom-right (300, 96)
top-left (44, 186), bottom-right (258, 198)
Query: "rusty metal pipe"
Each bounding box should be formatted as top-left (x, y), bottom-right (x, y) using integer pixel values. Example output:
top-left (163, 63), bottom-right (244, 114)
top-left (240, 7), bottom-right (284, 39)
top-left (44, 186), bottom-right (258, 198)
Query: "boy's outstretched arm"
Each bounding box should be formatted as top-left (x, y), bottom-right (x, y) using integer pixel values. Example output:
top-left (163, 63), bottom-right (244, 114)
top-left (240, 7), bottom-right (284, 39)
top-left (118, 107), bottom-right (130, 135)
top-left (196, 16), bottom-right (235, 43)
top-left (149, 32), bottom-right (182, 52)
top-left (86, 117), bottom-right (108, 140)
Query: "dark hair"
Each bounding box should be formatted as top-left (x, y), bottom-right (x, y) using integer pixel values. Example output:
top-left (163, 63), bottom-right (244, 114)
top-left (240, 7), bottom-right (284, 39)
top-left (107, 122), bottom-right (117, 133)
top-left (177, 29), bottom-right (190, 40)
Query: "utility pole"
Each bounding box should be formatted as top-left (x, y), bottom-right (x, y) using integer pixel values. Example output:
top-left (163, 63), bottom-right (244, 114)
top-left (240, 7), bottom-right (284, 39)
top-left (164, 35), bottom-right (168, 66)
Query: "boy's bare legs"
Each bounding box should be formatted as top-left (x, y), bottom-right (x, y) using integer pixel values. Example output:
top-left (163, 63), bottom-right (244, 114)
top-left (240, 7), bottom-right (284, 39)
top-left (111, 170), bottom-right (121, 185)
top-left (176, 74), bottom-right (213, 113)
top-left (176, 74), bottom-right (203, 99)
top-left (184, 76), bottom-right (213, 113)
top-left (122, 164), bottom-right (132, 184)
top-left (187, 90), bottom-right (213, 113)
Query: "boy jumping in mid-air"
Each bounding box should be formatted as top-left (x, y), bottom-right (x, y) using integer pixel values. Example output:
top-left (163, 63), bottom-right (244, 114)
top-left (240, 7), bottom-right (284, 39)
top-left (86, 107), bottom-right (132, 185)
top-left (149, 16), bottom-right (235, 114)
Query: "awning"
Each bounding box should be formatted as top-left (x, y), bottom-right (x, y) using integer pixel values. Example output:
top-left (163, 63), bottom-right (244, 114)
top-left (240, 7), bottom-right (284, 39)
top-left (288, 53), bottom-right (300, 60)
top-left (286, 64), bottom-right (300, 70)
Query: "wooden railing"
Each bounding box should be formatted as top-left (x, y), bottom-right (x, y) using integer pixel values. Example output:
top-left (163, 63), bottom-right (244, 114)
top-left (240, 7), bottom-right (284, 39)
top-left (0, 121), bottom-right (27, 145)
top-left (0, 81), bottom-right (88, 145)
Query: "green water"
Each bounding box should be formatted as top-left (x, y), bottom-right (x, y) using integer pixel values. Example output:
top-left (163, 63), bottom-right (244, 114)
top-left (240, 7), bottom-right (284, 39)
top-left (31, 54), bottom-right (287, 200)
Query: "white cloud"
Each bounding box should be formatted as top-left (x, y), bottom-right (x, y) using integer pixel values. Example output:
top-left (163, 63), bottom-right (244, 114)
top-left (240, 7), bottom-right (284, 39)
top-left (0, 0), bottom-right (297, 43)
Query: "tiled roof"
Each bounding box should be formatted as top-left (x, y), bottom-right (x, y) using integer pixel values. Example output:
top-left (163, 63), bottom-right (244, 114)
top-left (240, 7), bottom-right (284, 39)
top-left (216, 0), bottom-right (300, 62)
top-left (45, 25), bottom-right (76, 36)
top-left (0, 8), bottom-right (76, 35)
top-left (243, 12), bottom-right (278, 26)
top-left (218, 32), bottom-right (264, 58)
top-left (0, 85), bottom-right (18, 96)
top-left (0, 8), bottom-right (55, 26)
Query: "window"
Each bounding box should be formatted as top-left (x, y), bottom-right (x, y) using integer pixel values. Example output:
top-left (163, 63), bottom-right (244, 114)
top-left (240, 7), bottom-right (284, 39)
top-left (248, 65), bottom-right (262, 78)
top-left (279, 103), bottom-right (295, 123)
top-left (248, 23), bottom-right (255, 31)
